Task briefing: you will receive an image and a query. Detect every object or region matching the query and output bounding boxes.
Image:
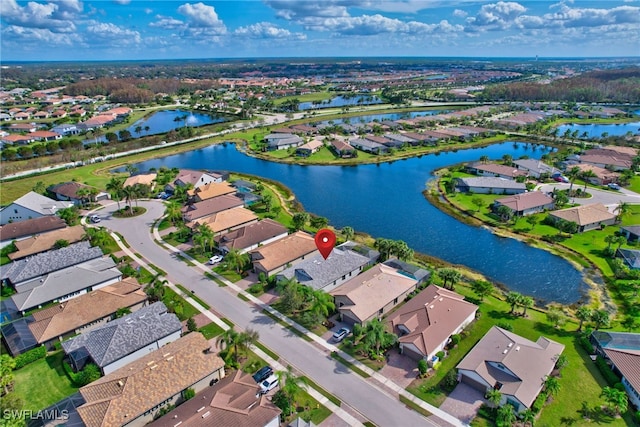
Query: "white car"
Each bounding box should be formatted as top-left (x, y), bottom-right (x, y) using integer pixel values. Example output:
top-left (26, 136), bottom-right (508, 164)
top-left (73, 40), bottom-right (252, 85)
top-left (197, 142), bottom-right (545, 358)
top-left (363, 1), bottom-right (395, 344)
top-left (332, 327), bottom-right (350, 342)
top-left (208, 255), bottom-right (223, 265)
top-left (89, 215), bottom-right (101, 223)
top-left (259, 374), bottom-right (279, 395)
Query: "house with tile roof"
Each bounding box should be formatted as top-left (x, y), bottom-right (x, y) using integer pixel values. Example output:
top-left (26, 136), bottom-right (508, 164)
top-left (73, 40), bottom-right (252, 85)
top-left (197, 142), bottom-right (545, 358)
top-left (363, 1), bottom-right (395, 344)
top-left (329, 139), bottom-right (356, 158)
top-left (63, 302), bottom-right (182, 374)
top-left (493, 192), bottom-right (555, 217)
top-left (123, 173), bottom-right (157, 189)
top-left (548, 203), bottom-right (616, 232)
top-left (264, 133), bottom-right (304, 150)
top-left (276, 242), bottom-right (378, 293)
top-left (512, 159), bottom-right (560, 178)
top-left (330, 263), bottom-right (418, 325)
top-left (188, 207), bottom-right (258, 235)
top-left (296, 139), bottom-right (323, 157)
top-left (47, 181), bottom-right (109, 205)
top-left (388, 285), bottom-right (477, 362)
top-left (1, 241), bottom-right (104, 288)
top-left (76, 332), bottom-right (225, 427)
top-left (167, 169), bottom-right (224, 193)
top-left (182, 195), bottom-right (245, 222)
top-left (457, 326), bottom-right (564, 413)
top-left (250, 231), bottom-right (319, 276)
top-left (6, 256), bottom-right (122, 314)
top-left (590, 331), bottom-right (640, 409)
top-left (1, 278), bottom-right (146, 356)
top-left (572, 163), bottom-right (620, 186)
top-left (150, 370), bottom-right (281, 427)
top-left (0, 216), bottom-right (67, 248)
top-left (350, 138), bottom-right (388, 154)
top-left (454, 177), bottom-right (527, 195)
top-left (466, 163), bottom-right (528, 180)
top-left (0, 191), bottom-right (73, 225)
top-left (8, 224), bottom-right (85, 260)
top-left (216, 219), bottom-right (288, 254)
top-left (190, 181), bottom-right (237, 202)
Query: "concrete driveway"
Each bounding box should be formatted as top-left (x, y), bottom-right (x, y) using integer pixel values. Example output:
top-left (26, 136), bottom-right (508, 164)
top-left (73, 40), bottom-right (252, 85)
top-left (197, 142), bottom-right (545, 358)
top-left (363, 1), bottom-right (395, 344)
top-left (96, 200), bottom-right (440, 427)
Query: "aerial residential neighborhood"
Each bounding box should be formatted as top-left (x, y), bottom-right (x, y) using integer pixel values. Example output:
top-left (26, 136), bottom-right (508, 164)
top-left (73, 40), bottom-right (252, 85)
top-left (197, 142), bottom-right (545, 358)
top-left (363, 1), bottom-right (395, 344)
top-left (1, 4), bottom-right (640, 424)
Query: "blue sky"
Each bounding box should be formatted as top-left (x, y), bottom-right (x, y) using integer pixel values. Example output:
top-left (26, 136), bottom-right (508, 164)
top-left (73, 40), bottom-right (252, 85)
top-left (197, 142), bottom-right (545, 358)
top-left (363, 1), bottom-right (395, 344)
top-left (1, 0), bottom-right (639, 61)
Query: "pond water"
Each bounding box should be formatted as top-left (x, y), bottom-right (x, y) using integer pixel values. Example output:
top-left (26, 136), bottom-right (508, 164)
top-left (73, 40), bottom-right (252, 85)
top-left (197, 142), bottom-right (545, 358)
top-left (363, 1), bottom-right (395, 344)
top-left (556, 122), bottom-right (640, 139)
top-left (299, 95), bottom-right (382, 111)
top-left (121, 141), bottom-right (589, 304)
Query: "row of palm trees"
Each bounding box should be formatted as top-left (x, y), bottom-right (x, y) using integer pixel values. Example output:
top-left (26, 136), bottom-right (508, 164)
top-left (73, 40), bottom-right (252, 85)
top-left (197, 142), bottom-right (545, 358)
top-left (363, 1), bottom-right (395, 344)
top-left (106, 177), bottom-right (151, 215)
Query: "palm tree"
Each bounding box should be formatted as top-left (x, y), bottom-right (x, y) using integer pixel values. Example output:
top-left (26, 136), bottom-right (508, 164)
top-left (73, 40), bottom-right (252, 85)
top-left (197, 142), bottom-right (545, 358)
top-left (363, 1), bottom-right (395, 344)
top-left (341, 226), bottom-right (355, 241)
top-left (521, 408), bottom-right (535, 426)
top-left (277, 366), bottom-right (306, 416)
top-left (496, 205), bottom-right (514, 222)
top-left (362, 319), bottom-right (396, 356)
top-left (505, 291), bottom-right (523, 314)
top-left (486, 389), bottom-right (502, 407)
top-left (496, 404), bottom-right (517, 427)
top-left (106, 177), bottom-right (125, 210)
top-left (308, 289), bottom-right (335, 325)
top-left (471, 280), bottom-right (493, 301)
top-left (216, 327), bottom-right (241, 364)
top-left (566, 166), bottom-right (581, 194)
top-left (225, 248), bottom-right (250, 274)
top-left (374, 238), bottom-right (393, 261)
top-left (544, 376), bottom-right (561, 397)
top-left (76, 187), bottom-right (91, 208)
top-left (479, 155), bottom-right (489, 164)
top-left (236, 328), bottom-right (259, 360)
top-left (580, 169), bottom-right (597, 191)
top-left (520, 296), bottom-right (534, 317)
top-left (198, 223), bottom-right (215, 253)
top-left (165, 200), bottom-right (183, 225)
top-left (592, 309), bottom-right (610, 330)
top-left (575, 306), bottom-right (592, 332)
top-left (438, 268), bottom-right (461, 291)
top-left (122, 185), bottom-right (136, 215)
top-left (614, 202), bottom-right (630, 223)
top-left (601, 386), bottom-right (628, 416)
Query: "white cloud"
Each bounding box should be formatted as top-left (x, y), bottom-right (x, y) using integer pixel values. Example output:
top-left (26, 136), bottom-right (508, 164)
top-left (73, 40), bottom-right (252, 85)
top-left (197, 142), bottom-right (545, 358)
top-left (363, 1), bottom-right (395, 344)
top-left (299, 14), bottom-right (462, 35)
top-left (177, 2), bottom-right (226, 32)
top-left (85, 22), bottom-right (142, 44)
top-left (235, 22), bottom-right (306, 39)
top-left (466, 1), bottom-right (527, 31)
top-left (149, 15), bottom-right (186, 30)
top-left (1, 24), bottom-right (81, 46)
top-left (113, 0), bottom-right (131, 5)
top-left (0, 0), bottom-right (78, 32)
top-left (144, 8), bottom-right (153, 14)
top-left (453, 9), bottom-right (468, 18)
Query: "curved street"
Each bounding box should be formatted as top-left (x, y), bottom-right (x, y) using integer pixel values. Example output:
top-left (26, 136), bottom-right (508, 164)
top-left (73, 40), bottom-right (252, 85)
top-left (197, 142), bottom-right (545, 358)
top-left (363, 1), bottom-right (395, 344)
top-left (95, 200), bottom-right (452, 427)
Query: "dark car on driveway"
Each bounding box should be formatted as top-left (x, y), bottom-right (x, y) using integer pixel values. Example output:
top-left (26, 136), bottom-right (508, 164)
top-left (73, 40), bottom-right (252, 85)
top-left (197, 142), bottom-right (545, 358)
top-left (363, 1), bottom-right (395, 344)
top-left (252, 366), bottom-right (273, 383)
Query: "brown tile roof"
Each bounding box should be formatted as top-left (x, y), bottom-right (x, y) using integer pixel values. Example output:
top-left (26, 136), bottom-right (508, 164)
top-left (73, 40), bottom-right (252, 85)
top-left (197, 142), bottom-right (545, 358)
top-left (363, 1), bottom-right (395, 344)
top-left (48, 182), bottom-right (96, 199)
top-left (600, 145), bottom-right (638, 157)
top-left (603, 348), bottom-right (640, 395)
top-left (457, 326), bottom-right (564, 408)
top-left (175, 169), bottom-right (220, 187)
top-left (182, 195), bottom-right (244, 222)
top-left (0, 216), bottom-right (67, 241)
top-left (469, 163), bottom-right (527, 178)
top-left (388, 285), bottom-right (477, 358)
top-left (549, 203), bottom-right (616, 226)
top-left (330, 139), bottom-right (355, 152)
top-left (9, 225), bottom-right (85, 260)
top-left (250, 231), bottom-right (318, 274)
top-left (150, 371), bottom-right (281, 427)
top-left (189, 208), bottom-right (258, 233)
top-left (572, 164), bottom-right (620, 181)
top-left (190, 182), bottom-right (237, 201)
top-left (28, 277), bottom-right (146, 344)
top-left (216, 219), bottom-right (288, 252)
top-left (331, 264), bottom-right (417, 323)
top-left (123, 173), bottom-right (157, 188)
top-left (494, 192), bottom-right (554, 213)
top-left (579, 154), bottom-right (632, 169)
top-left (78, 333), bottom-right (225, 427)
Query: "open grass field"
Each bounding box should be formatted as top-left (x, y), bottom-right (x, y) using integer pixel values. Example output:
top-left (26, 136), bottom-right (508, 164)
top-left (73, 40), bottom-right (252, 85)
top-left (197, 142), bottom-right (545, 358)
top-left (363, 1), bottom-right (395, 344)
top-left (13, 351), bottom-right (78, 412)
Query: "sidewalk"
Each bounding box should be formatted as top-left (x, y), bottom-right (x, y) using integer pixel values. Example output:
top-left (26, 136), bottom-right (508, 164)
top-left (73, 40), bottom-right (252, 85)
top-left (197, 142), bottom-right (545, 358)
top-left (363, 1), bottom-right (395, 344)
top-left (103, 222), bottom-right (365, 427)
top-left (150, 219), bottom-right (468, 427)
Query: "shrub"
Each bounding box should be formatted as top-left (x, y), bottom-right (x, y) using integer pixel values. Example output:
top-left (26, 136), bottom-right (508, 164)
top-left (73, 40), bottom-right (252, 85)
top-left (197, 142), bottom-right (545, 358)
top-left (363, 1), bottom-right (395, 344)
top-left (595, 356), bottom-right (621, 386)
top-left (578, 336), bottom-right (594, 354)
top-left (272, 390), bottom-right (291, 415)
top-left (183, 388), bottom-right (195, 400)
top-left (441, 369), bottom-right (458, 392)
top-left (450, 334), bottom-right (461, 346)
top-left (496, 321), bottom-right (513, 331)
top-left (532, 392), bottom-right (547, 414)
top-left (76, 363), bottom-right (101, 386)
top-left (14, 346), bottom-right (46, 369)
top-left (418, 359), bottom-right (428, 376)
top-left (248, 283), bottom-right (264, 295)
top-left (436, 351), bottom-right (445, 360)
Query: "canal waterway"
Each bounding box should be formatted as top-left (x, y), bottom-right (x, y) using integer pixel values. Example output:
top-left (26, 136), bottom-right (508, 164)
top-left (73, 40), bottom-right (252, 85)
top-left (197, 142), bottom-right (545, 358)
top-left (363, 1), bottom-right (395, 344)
top-left (123, 142), bottom-right (588, 304)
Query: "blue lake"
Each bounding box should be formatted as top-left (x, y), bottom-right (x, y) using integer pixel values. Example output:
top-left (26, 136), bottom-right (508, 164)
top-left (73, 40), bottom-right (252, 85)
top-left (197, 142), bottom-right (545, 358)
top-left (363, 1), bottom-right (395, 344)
top-left (556, 122), bottom-right (640, 139)
top-left (126, 109), bottom-right (228, 137)
top-left (122, 141), bottom-right (589, 304)
top-left (299, 95), bottom-right (382, 111)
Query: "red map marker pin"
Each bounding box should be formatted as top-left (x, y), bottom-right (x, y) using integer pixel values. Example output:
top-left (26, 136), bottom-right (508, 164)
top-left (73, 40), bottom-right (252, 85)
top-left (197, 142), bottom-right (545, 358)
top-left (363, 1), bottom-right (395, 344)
top-left (315, 228), bottom-right (336, 260)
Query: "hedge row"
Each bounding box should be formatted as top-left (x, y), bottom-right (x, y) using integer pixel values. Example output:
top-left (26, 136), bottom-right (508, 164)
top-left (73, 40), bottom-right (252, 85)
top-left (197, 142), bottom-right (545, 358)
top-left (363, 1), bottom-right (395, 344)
top-left (578, 336), bottom-right (594, 354)
top-left (595, 356), bottom-right (621, 387)
top-left (14, 346), bottom-right (46, 369)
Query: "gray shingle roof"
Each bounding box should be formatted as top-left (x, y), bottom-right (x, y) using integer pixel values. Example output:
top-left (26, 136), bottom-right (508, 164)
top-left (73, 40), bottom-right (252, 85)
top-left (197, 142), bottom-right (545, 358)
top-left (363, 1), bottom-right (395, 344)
top-left (10, 257), bottom-right (121, 312)
top-left (276, 242), bottom-right (374, 291)
top-left (4, 191), bottom-right (72, 216)
top-left (1, 241), bottom-right (103, 286)
top-left (456, 177), bottom-right (527, 190)
top-left (62, 302), bottom-right (181, 368)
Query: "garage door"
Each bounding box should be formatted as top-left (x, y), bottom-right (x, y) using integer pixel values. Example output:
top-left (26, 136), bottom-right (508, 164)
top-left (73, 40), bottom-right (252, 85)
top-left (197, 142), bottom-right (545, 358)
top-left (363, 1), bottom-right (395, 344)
top-left (461, 373), bottom-right (488, 393)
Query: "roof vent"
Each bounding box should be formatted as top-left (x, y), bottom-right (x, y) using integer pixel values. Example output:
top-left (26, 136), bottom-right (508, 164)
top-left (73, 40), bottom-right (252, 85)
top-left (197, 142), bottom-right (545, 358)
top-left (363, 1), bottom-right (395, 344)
top-left (502, 349), bottom-right (508, 354)
top-left (439, 298), bottom-right (443, 302)
top-left (117, 381), bottom-right (123, 387)
top-left (201, 411), bottom-right (211, 419)
top-left (508, 343), bottom-right (513, 348)
top-left (429, 305), bottom-right (435, 309)
top-left (197, 407), bottom-right (205, 413)
top-left (515, 346), bottom-right (520, 351)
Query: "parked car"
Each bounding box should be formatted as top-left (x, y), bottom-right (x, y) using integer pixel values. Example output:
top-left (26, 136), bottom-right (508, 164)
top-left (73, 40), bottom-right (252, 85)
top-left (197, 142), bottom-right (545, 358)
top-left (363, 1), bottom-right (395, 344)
top-left (332, 327), bottom-right (350, 342)
top-left (208, 255), bottom-right (223, 265)
top-left (258, 374), bottom-right (279, 395)
top-left (252, 366), bottom-right (273, 383)
top-left (553, 176), bottom-right (569, 183)
top-left (607, 183), bottom-right (621, 190)
top-left (89, 215), bottom-right (101, 223)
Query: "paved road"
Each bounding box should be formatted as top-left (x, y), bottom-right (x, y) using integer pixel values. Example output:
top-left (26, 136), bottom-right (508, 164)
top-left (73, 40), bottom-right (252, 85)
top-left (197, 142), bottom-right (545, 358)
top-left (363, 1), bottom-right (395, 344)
top-left (536, 183), bottom-right (640, 208)
top-left (96, 200), bottom-right (440, 427)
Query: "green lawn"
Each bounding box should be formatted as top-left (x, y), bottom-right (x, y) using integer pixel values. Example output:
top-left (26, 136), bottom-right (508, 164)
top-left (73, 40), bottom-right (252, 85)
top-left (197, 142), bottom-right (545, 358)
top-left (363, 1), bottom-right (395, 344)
top-left (13, 351), bottom-right (79, 412)
top-left (198, 322), bottom-right (224, 339)
top-left (406, 285), bottom-right (633, 426)
top-left (162, 286), bottom-right (200, 321)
